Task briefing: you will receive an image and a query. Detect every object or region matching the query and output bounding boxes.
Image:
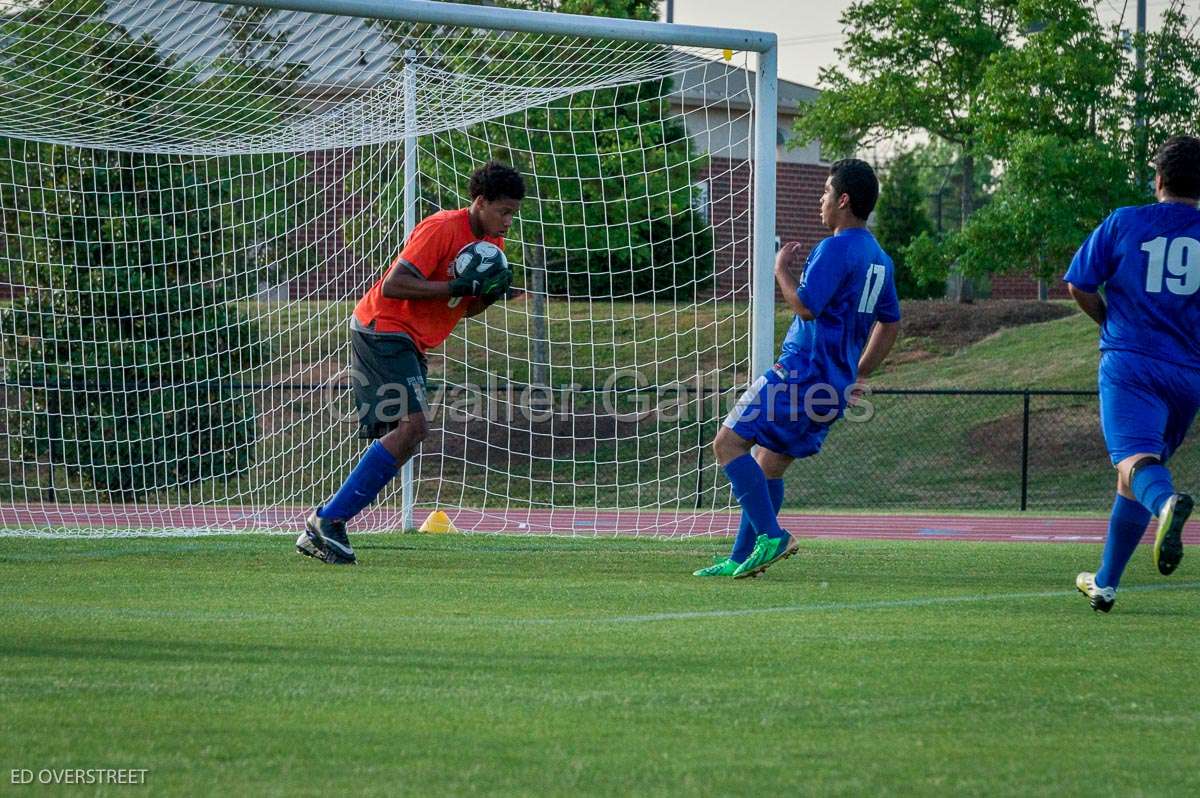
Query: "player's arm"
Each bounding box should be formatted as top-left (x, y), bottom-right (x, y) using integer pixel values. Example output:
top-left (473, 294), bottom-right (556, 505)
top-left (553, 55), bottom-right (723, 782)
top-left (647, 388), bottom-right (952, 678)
top-left (774, 241), bottom-right (817, 320)
top-left (1067, 283), bottom-right (1106, 326)
top-left (380, 218), bottom-right (482, 300)
top-left (381, 263), bottom-right (452, 299)
top-left (381, 257), bottom-right (497, 300)
top-left (857, 320), bottom-right (901, 379)
top-left (1063, 211), bottom-right (1118, 327)
top-left (854, 265), bottom-right (901, 398)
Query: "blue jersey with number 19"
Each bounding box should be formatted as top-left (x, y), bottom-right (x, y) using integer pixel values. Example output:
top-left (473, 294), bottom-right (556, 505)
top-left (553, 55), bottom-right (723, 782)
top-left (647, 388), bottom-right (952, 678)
top-left (778, 227), bottom-right (901, 392)
top-left (1065, 202), bottom-right (1200, 368)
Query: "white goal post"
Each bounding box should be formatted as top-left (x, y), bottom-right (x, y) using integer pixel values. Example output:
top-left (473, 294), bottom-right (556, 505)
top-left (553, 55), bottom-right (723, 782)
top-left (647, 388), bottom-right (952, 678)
top-left (0, 0), bottom-right (777, 537)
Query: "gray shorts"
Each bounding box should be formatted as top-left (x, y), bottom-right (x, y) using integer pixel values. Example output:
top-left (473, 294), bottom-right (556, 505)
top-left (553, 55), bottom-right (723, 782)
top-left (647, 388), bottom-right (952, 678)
top-left (349, 328), bottom-right (429, 439)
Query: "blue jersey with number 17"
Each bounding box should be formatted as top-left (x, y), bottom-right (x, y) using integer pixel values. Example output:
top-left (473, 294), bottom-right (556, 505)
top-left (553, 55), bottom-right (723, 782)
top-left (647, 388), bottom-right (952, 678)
top-left (1065, 202), bottom-right (1200, 369)
top-left (778, 227), bottom-right (901, 392)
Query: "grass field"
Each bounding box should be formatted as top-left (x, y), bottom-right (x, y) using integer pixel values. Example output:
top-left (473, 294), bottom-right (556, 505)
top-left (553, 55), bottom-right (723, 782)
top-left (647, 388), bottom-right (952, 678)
top-left (3, 533), bottom-right (1198, 795)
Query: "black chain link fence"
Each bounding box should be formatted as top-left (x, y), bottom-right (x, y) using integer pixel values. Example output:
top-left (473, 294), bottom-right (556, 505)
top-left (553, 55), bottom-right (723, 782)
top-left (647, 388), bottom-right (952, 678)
top-left (6, 383), bottom-right (1197, 513)
top-left (779, 389), bottom-right (1125, 513)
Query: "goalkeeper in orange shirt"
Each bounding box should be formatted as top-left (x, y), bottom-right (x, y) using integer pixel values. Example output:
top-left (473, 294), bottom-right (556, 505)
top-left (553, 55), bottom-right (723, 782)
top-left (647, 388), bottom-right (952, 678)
top-left (296, 161), bottom-right (525, 565)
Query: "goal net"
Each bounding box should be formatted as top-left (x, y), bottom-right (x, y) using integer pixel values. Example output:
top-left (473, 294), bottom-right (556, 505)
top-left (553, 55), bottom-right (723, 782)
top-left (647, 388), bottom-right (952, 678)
top-left (0, 0), bottom-right (776, 537)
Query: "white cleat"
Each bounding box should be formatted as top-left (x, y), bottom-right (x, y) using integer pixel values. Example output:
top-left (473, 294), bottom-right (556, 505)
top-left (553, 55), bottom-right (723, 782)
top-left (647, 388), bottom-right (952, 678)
top-left (1075, 571), bottom-right (1116, 613)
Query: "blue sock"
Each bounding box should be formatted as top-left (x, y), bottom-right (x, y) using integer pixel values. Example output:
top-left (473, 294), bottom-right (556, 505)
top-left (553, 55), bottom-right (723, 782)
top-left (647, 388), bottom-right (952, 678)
top-left (1131, 463), bottom-right (1174, 516)
top-left (723, 454), bottom-right (785, 541)
top-left (731, 478), bottom-right (785, 563)
top-left (1096, 494), bottom-right (1152, 589)
top-left (319, 441), bottom-right (400, 521)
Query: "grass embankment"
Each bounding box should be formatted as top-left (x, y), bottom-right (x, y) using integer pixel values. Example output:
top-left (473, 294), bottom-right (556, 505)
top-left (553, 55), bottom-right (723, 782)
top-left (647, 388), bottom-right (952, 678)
top-left (881, 311), bottom-right (1100, 389)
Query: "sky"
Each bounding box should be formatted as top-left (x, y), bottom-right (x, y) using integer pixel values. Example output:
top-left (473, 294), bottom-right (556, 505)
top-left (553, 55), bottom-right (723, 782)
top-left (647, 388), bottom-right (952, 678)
top-left (660, 0), bottom-right (853, 88)
top-left (660, 0), bottom-right (1179, 89)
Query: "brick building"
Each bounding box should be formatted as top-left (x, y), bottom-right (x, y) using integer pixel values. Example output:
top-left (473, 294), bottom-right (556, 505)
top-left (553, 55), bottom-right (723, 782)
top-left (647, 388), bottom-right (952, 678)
top-left (988, 274), bottom-right (1070, 300)
top-left (669, 55), bottom-right (828, 299)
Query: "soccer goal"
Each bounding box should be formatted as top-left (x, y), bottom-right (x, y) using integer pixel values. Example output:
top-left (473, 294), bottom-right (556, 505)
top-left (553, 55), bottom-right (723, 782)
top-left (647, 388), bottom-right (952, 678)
top-left (0, 0), bottom-right (778, 537)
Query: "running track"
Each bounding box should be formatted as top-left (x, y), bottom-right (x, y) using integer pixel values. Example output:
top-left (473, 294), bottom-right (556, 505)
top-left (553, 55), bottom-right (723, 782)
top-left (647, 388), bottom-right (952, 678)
top-left (2, 503), bottom-right (1198, 544)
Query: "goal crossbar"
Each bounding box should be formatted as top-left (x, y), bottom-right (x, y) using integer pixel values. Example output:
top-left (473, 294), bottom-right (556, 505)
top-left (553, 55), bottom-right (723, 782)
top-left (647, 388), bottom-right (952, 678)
top-left (196, 0), bottom-right (779, 52)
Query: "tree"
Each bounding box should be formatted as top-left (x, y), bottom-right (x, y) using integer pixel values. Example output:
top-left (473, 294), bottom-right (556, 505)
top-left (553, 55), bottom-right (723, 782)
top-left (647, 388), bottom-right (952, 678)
top-left (803, 0), bottom-right (1200, 294)
top-left (917, 2), bottom-right (1200, 286)
top-left (794, 1), bottom-right (1022, 249)
top-left (873, 150), bottom-right (940, 298)
top-left (912, 134), bottom-right (1144, 283)
top-left (903, 138), bottom-right (996, 236)
top-left (903, 0), bottom-right (1137, 286)
top-left (974, 0), bottom-right (1125, 156)
top-left (0, 1), bottom-right (305, 500)
top-left (1127, 3), bottom-right (1200, 186)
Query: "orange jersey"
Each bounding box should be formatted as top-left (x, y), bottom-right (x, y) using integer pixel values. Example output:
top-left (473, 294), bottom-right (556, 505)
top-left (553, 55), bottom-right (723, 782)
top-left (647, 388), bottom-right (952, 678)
top-left (353, 208), bottom-right (504, 352)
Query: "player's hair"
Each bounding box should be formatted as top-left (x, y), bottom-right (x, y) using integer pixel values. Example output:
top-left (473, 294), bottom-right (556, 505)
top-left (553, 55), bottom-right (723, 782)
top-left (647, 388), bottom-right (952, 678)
top-left (829, 158), bottom-right (879, 220)
top-left (1153, 136), bottom-right (1200, 200)
top-left (470, 161), bottom-right (526, 202)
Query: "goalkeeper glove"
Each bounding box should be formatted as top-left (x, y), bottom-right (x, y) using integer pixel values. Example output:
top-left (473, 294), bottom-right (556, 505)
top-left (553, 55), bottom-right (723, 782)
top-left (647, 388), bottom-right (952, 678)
top-left (480, 271), bottom-right (514, 303)
top-left (449, 269), bottom-right (511, 298)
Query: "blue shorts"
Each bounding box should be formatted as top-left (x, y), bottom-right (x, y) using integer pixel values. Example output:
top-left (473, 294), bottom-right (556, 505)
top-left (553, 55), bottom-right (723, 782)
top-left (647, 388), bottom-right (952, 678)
top-left (722, 365), bottom-right (837, 459)
top-left (1099, 349), bottom-right (1200, 465)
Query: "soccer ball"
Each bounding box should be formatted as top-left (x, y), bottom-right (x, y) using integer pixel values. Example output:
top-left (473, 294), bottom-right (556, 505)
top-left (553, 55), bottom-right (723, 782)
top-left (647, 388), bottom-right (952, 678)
top-left (452, 240), bottom-right (508, 281)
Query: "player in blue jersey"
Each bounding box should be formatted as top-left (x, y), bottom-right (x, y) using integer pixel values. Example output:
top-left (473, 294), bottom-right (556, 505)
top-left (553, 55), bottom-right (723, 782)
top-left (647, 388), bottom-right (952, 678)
top-left (693, 159), bottom-right (902, 579)
top-left (1066, 135), bottom-right (1200, 612)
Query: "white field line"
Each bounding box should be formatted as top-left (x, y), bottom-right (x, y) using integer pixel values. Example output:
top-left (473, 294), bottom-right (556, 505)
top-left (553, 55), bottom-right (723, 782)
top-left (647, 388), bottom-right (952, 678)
top-left (12, 582), bottom-right (1198, 629)
top-left (533, 580), bottom-right (1200, 625)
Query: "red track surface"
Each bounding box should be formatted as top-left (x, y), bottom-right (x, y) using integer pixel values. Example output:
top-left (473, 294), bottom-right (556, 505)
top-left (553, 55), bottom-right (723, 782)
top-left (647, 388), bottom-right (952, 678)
top-left (4, 503), bottom-right (1199, 544)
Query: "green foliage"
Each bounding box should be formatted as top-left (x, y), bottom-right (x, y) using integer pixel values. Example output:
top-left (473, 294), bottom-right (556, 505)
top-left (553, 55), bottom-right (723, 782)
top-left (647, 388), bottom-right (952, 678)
top-left (1, 145), bottom-right (270, 501)
top-left (873, 150), bottom-right (940, 298)
top-left (805, 0), bottom-right (1200, 289)
top-left (975, 0), bottom-right (1124, 155)
top-left (949, 135), bottom-right (1146, 282)
top-left (0, 3), bottom-right (308, 500)
top-left (795, 0), bottom-right (1021, 157)
top-left (1126, 5), bottom-right (1200, 184)
top-left (904, 135), bottom-right (1147, 286)
top-left (793, 0), bottom-right (1023, 299)
top-left (902, 139), bottom-right (995, 235)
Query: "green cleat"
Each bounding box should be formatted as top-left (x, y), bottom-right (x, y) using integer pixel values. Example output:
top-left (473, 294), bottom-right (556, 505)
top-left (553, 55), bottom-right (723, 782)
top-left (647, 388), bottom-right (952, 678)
top-left (732, 533), bottom-right (798, 579)
top-left (693, 556), bottom-right (740, 577)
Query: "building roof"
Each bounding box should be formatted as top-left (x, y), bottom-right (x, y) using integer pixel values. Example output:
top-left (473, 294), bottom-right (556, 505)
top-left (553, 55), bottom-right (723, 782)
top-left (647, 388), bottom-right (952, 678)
top-left (106, 0), bottom-right (395, 90)
top-left (669, 50), bottom-right (818, 116)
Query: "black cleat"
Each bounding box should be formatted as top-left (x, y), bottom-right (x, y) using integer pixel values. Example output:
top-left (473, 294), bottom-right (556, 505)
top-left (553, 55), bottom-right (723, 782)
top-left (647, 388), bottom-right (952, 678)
top-left (296, 508), bottom-right (356, 565)
top-left (1153, 493), bottom-right (1190, 576)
